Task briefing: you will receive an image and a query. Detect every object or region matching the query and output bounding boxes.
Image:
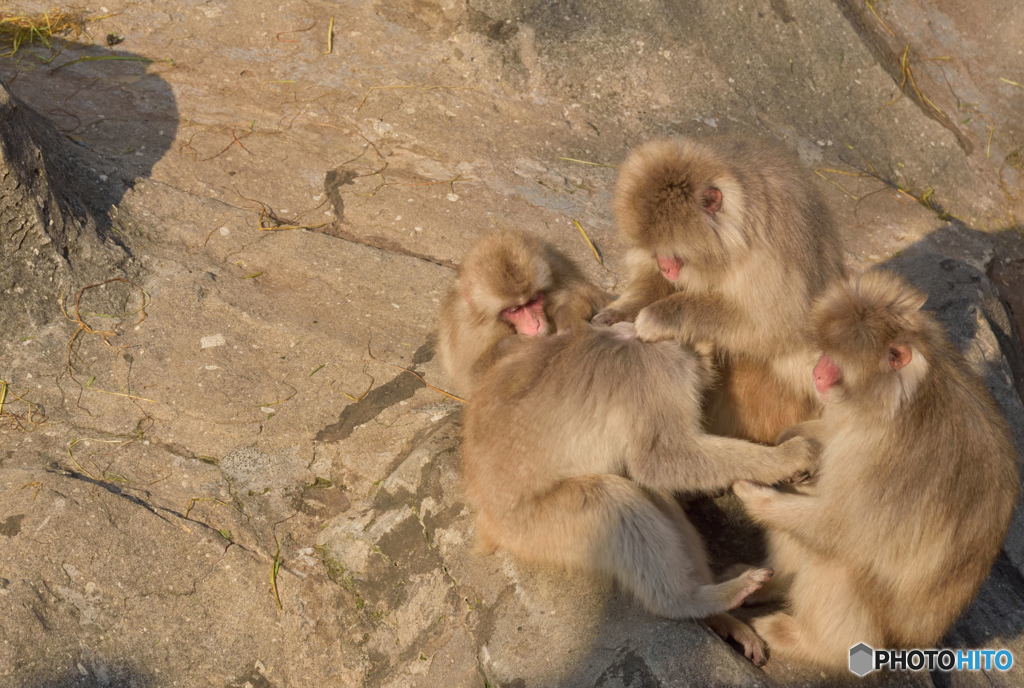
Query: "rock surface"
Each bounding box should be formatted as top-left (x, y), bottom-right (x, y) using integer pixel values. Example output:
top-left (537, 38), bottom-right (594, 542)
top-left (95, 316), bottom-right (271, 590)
top-left (1, 0), bottom-right (1023, 686)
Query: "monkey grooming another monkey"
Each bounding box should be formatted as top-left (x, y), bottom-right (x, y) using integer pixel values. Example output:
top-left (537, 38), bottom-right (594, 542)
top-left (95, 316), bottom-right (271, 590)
top-left (443, 232), bottom-right (819, 664)
top-left (731, 270), bottom-right (1019, 670)
top-left (594, 137), bottom-right (845, 442)
top-left (438, 230), bottom-right (608, 395)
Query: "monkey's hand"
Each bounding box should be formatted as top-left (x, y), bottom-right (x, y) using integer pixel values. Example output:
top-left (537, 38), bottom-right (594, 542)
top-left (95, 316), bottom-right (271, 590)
top-left (732, 480), bottom-right (778, 514)
top-left (591, 307), bottom-right (631, 327)
top-left (633, 302), bottom-right (681, 342)
top-left (772, 436), bottom-right (819, 481)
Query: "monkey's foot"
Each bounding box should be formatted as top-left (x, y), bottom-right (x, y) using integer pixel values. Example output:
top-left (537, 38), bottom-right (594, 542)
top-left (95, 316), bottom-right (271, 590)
top-left (752, 612), bottom-right (799, 658)
top-left (728, 567), bottom-right (773, 608)
top-left (721, 564), bottom-right (789, 606)
top-left (706, 613), bottom-right (769, 667)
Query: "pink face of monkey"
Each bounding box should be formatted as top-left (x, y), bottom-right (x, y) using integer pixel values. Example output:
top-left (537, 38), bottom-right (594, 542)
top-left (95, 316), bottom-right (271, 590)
top-left (651, 187), bottom-right (722, 284)
top-left (500, 292), bottom-right (548, 336)
top-left (812, 345), bottom-right (914, 399)
top-left (656, 255), bottom-right (683, 282)
top-left (813, 355), bottom-right (843, 396)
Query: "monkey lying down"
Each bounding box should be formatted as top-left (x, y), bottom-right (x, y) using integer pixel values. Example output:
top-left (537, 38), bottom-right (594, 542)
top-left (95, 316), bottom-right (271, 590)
top-left (439, 230), bottom-right (816, 665)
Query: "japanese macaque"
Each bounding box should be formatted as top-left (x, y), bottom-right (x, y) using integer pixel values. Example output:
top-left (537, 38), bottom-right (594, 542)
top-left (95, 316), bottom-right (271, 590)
top-left (445, 235), bottom-right (819, 665)
top-left (438, 230), bottom-right (609, 394)
top-left (593, 137), bottom-right (845, 442)
top-left (731, 271), bottom-right (1019, 670)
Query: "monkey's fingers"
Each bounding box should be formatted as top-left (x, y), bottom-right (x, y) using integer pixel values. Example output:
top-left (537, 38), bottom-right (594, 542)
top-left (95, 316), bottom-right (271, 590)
top-left (706, 613), bottom-right (769, 667)
top-left (591, 307), bottom-right (629, 327)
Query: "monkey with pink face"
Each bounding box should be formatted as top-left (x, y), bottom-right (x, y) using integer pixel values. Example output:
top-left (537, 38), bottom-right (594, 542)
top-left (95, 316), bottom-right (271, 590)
top-left (438, 230), bottom-right (610, 396)
top-left (439, 230), bottom-right (819, 665)
top-left (731, 270), bottom-right (1019, 670)
top-left (594, 137), bottom-right (846, 443)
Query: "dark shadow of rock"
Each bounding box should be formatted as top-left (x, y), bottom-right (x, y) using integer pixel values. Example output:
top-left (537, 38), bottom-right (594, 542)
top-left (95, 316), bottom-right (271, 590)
top-left (0, 39), bottom-right (177, 331)
top-left (19, 661), bottom-right (153, 688)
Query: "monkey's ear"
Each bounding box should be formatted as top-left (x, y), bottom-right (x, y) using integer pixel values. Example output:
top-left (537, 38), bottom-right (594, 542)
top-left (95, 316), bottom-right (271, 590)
top-left (888, 344), bottom-right (912, 370)
top-left (701, 187), bottom-right (723, 215)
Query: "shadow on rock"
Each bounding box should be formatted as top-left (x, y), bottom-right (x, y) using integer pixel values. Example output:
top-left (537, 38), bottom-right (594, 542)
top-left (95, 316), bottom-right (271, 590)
top-left (0, 38), bottom-right (179, 208)
top-left (19, 662), bottom-right (153, 688)
top-left (0, 39), bottom-right (178, 330)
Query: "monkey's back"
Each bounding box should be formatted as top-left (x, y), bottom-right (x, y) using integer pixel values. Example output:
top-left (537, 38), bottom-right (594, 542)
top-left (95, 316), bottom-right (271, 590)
top-left (462, 327), bottom-right (705, 517)
top-left (822, 350), bottom-right (1018, 646)
top-left (713, 137), bottom-right (844, 288)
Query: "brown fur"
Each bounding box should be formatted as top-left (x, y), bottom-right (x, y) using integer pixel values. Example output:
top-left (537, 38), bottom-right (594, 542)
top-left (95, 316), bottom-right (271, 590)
top-left (462, 326), bottom-right (820, 664)
top-left (733, 271), bottom-right (1020, 670)
top-left (703, 354), bottom-right (818, 441)
top-left (596, 137), bottom-right (846, 442)
top-left (442, 234), bottom-right (824, 664)
top-left (438, 230), bottom-right (608, 395)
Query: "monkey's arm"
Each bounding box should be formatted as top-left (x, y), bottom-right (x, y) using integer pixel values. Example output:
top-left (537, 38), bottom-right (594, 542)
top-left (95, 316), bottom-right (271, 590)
top-left (774, 419), bottom-right (826, 445)
top-left (551, 282), bottom-right (611, 332)
top-left (733, 481), bottom-right (836, 554)
top-left (593, 268), bottom-right (673, 326)
top-left (629, 435), bottom-right (816, 495)
top-left (634, 292), bottom-right (745, 344)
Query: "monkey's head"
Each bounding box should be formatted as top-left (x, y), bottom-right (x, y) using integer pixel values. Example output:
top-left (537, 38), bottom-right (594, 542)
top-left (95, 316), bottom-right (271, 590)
top-left (614, 138), bottom-right (748, 283)
top-left (458, 231), bottom-right (552, 336)
top-left (810, 271), bottom-right (936, 409)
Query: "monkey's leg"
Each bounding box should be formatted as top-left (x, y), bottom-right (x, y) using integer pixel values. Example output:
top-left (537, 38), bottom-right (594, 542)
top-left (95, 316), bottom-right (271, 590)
top-left (646, 489), bottom-right (770, 665)
top-left (752, 564), bottom-right (883, 670)
top-left (719, 529), bottom-right (804, 606)
top-left (497, 475), bottom-right (772, 621)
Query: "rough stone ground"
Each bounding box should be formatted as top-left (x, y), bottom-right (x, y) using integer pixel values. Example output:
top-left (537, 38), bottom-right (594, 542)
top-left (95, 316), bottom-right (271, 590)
top-left (1, 0), bottom-right (1023, 686)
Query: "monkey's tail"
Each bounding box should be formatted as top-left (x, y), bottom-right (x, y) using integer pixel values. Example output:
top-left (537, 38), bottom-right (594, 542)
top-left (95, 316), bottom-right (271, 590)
top-left (486, 474), bottom-right (770, 619)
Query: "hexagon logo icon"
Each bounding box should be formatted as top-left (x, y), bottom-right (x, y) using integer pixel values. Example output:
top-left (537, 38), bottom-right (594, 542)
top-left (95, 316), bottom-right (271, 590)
top-left (849, 643), bottom-right (875, 677)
